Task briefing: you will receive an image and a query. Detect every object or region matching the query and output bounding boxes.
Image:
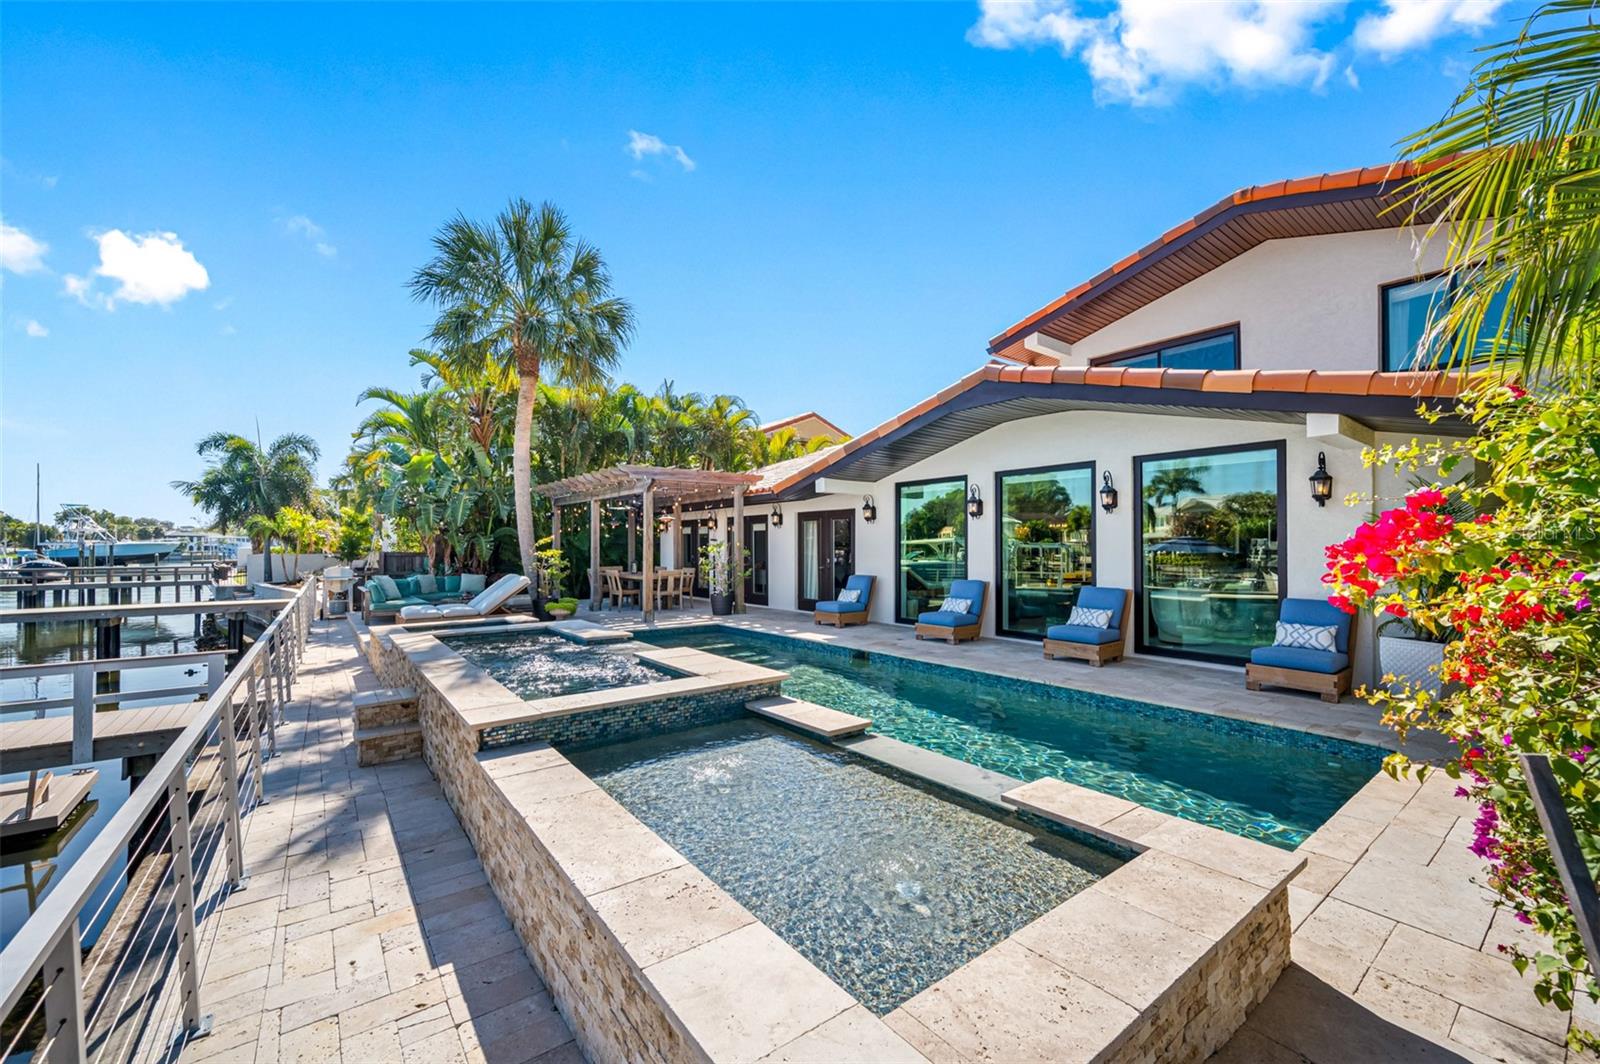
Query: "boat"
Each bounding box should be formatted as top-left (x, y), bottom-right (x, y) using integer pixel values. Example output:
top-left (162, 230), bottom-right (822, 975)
top-left (40, 505), bottom-right (178, 566)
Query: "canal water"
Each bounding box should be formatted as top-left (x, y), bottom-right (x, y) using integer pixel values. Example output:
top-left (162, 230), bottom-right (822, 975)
top-left (1, 564), bottom-right (231, 951)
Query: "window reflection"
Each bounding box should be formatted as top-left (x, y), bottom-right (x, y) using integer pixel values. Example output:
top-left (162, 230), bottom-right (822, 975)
top-left (998, 465), bottom-right (1094, 637)
top-left (896, 478), bottom-right (967, 622)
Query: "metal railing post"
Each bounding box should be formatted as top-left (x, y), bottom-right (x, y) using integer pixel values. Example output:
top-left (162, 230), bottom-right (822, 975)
top-left (70, 663), bottom-right (94, 765)
top-left (263, 654), bottom-right (279, 760)
top-left (41, 920), bottom-right (85, 1064)
top-left (217, 691), bottom-right (246, 888)
top-left (165, 771), bottom-right (210, 1042)
top-left (246, 670), bottom-right (268, 805)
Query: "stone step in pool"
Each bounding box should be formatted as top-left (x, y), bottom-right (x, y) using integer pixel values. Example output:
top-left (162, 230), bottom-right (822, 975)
top-left (746, 694), bottom-right (870, 739)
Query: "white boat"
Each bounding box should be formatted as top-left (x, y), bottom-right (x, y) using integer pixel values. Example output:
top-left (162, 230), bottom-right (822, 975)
top-left (41, 505), bottom-right (178, 566)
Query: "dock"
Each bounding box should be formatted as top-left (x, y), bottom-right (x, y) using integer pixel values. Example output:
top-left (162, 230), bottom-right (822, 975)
top-left (0, 563), bottom-right (229, 608)
top-left (0, 769), bottom-right (98, 838)
top-left (0, 702), bottom-right (199, 772)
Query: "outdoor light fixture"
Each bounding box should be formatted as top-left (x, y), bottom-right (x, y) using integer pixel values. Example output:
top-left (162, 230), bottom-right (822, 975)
top-left (1310, 451), bottom-right (1334, 507)
top-left (862, 495), bottom-right (878, 523)
top-left (966, 484), bottom-right (984, 519)
top-left (1099, 471), bottom-right (1119, 514)
top-left (770, 504), bottom-right (783, 528)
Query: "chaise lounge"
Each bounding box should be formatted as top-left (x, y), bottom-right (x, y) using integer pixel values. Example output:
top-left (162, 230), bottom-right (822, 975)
top-left (913, 578), bottom-right (987, 644)
top-left (1042, 586), bottom-right (1132, 667)
top-left (1245, 597), bottom-right (1352, 704)
top-left (397, 573), bottom-right (530, 622)
top-left (814, 574), bottom-right (875, 627)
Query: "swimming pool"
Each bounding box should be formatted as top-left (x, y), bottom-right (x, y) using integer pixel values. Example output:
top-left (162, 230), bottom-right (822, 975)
top-left (637, 627), bottom-right (1383, 848)
top-left (444, 632), bottom-right (671, 700)
top-left (568, 718), bottom-right (1120, 1015)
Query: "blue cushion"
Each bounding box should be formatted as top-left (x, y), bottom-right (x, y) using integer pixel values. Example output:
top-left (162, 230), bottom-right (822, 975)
top-left (440, 574), bottom-right (461, 594)
top-left (1045, 623), bottom-right (1121, 646)
top-left (395, 577), bottom-right (420, 597)
top-left (917, 610), bottom-right (980, 628)
top-left (947, 579), bottom-right (986, 610)
top-left (843, 574), bottom-right (874, 598)
top-left (816, 600), bottom-right (866, 614)
top-left (1278, 598), bottom-right (1352, 653)
top-left (1074, 586), bottom-right (1129, 631)
top-left (1250, 645), bottom-right (1350, 674)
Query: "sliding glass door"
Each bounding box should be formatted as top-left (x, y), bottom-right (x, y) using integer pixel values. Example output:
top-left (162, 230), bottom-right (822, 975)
top-left (1135, 442), bottom-right (1284, 663)
top-left (797, 510), bottom-right (853, 610)
top-left (895, 477), bottom-right (967, 623)
top-left (996, 463), bottom-right (1094, 638)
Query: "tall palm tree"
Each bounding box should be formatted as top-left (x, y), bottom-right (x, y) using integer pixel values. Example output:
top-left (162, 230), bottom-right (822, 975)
top-left (172, 432), bottom-right (320, 583)
top-left (1399, 0), bottom-right (1600, 384)
top-left (410, 199), bottom-right (635, 584)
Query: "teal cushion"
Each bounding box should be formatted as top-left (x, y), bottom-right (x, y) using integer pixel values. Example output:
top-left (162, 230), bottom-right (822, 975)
top-left (368, 575), bottom-right (400, 603)
top-left (1045, 623), bottom-right (1120, 645)
top-left (917, 610), bottom-right (980, 628)
top-left (415, 573), bottom-right (437, 595)
top-left (394, 577), bottom-right (419, 596)
top-left (440, 575), bottom-right (461, 594)
top-left (1250, 645), bottom-right (1350, 674)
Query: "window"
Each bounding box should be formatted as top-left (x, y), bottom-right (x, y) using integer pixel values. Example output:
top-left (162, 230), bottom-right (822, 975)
top-left (895, 478), bottom-right (967, 623)
top-left (1383, 274), bottom-right (1513, 371)
top-left (1135, 442), bottom-right (1284, 664)
top-left (996, 464), bottom-right (1094, 639)
top-left (1093, 326), bottom-right (1239, 371)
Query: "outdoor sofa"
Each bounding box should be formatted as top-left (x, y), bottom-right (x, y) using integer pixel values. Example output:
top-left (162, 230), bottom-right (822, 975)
top-left (363, 572), bottom-right (487, 622)
top-left (913, 578), bottom-right (987, 644)
top-left (814, 574), bottom-right (875, 627)
top-left (1042, 586), bottom-right (1131, 667)
top-left (398, 574), bottom-right (530, 622)
top-left (1244, 597), bottom-right (1352, 703)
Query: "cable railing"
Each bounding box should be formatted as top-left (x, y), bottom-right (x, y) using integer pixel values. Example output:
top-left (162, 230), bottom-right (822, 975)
top-left (1, 577), bottom-right (319, 1064)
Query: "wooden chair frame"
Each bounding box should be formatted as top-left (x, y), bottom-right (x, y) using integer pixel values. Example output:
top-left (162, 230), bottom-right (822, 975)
top-left (1245, 662), bottom-right (1352, 704)
top-left (1042, 589), bottom-right (1132, 667)
top-left (914, 584), bottom-right (988, 645)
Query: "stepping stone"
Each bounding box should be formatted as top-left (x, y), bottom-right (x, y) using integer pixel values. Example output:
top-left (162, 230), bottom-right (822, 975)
top-left (746, 696), bottom-right (869, 739)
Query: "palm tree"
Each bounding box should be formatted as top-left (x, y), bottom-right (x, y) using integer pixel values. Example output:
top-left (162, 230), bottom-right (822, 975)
top-left (172, 432), bottom-right (320, 583)
top-left (1399, 0), bottom-right (1600, 384)
top-left (410, 199), bottom-right (635, 585)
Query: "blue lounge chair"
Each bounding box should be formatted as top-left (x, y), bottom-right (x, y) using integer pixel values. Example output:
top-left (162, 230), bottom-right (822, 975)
top-left (1042, 587), bottom-right (1131, 667)
top-left (1245, 597), bottom-right (1352, 703)
top-left (913, 579), bottom-right (987, 644)
top-left (814, 574), bottom-right (875, 627)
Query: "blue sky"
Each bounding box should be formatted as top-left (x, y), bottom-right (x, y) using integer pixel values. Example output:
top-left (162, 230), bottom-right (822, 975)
top-left (1, 1), bottom-right (1528, 524)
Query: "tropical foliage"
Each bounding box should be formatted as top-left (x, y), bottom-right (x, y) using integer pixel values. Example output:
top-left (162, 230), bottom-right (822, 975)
top-left (172, 432), bottom-right (320, 583)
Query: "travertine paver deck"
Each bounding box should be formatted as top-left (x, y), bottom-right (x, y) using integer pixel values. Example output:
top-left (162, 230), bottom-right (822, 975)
top-left (580, 604), bottom-right (1593, 1062)
top-left (179, 621), bottom-right (580, 1064)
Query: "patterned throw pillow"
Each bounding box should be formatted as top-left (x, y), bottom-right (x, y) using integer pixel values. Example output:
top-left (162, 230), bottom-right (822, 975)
top-left (837, 588), bottom-right (862, 604)
top-left (369, 575), bottom-right (400, 601)
top-left (937, 596), bottom-right (973, 614)
top-left (1274, 621), bottom-right (1338, 651)
top-left (1068, 606), bottom-right (1114, 629)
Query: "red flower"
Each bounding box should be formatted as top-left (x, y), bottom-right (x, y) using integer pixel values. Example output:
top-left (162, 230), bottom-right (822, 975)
top-left (1384, 603), bottom-right (1409, 618)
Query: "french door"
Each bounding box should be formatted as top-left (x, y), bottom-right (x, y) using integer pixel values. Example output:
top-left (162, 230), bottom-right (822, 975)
top-left (797, 510), bottom-right (854, 610)
top-left (744, 515), bottom-right (770, 605)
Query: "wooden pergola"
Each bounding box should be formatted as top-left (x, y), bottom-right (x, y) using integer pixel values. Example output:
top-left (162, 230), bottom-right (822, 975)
top-left (533, 465), bottom-right (761, 622)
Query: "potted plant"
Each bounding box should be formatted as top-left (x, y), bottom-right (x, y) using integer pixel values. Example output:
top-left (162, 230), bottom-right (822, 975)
top-left (1377, 614), bottom-right (1450, 697)
top-left (534, 548), bottom-right (570, 620)
top-left (697, 541), bottom-right (748, 616)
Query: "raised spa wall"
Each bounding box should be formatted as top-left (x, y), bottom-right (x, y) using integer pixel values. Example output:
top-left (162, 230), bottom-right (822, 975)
top-left (366, 620), bottom-right (1302, 1063)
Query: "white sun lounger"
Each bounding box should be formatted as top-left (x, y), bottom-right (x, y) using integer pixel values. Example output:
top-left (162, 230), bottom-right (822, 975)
top-left (398, 574), bottom-right (530, 621)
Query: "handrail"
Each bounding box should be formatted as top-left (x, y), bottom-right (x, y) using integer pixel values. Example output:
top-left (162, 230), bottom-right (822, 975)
top-left (0, 652), bottom-right (231, 683)
top-left (0, 576), bottom-right (320, 1060)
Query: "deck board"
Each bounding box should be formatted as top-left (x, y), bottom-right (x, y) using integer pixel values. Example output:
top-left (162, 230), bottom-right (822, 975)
top-left (0, 702), bottom-right (201, 770)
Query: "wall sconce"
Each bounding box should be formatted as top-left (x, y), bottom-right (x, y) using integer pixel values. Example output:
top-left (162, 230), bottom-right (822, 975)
top-left (862, 495), bottom-right (878, 523)
top-left (1309, 451), bottom-right (1334, 507)
top-left (770, 504), bottom-right (783, 528)
top-left (1099, 471), bottom-right (1119, 514)
top-left (966, 484), bottom-right (984, 519)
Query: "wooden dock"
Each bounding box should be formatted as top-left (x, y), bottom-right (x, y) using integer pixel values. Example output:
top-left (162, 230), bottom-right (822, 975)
top-left (0, 703), bottom-right (199, 772)
top-left (0, 769), bottom-right (98, 838)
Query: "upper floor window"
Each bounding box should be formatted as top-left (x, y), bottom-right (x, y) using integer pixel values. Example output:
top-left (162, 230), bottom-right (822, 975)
top-left (1382, 274), bottom-right (1513, 371)
top-left (1093, 325), bottom-right (1239, 371)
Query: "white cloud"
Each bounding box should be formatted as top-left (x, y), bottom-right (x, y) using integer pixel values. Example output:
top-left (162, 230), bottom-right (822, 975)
top-left (1354, 0), bottom-right (1507, 57)
top-left (282, 214), bottom-right (337, 258)
top-left (626, 130), bottom-right (696, 173)
top-left (1, 221), bottom-right (48, 273)
top-left (64, 229), bottom-right (210, 309)
top-left (969, 0), bottom-right (1511, 104)
top-left (23, 319), bottom-right (48, 338)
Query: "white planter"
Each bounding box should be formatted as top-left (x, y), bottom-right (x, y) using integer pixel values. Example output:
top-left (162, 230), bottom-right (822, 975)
top-left (1378, 635), bottom-right (1447, 697)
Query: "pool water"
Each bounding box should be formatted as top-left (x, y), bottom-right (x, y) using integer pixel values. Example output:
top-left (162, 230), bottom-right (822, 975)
top-left (444, 633), bottom-right (669, 700)
top-left (568, 719), bottom-right (1120, 1014)
top-left (638, 628), bottom-right (1383, 848)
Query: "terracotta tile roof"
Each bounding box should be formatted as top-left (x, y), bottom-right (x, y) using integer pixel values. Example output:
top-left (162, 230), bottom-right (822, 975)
top-left (753, 365), bottom-right (1469, 498)
top-left (758, 411), bottom-right (848, 439)
top-left (989, 158), bottom-right (1460, 361)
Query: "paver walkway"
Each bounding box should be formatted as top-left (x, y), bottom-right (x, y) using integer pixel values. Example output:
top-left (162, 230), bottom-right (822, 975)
top-left (178, 621), bottom-right (580, 1064)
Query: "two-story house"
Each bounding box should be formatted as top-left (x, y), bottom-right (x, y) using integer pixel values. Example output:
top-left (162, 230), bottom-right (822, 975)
top-left (680, 163), bottom-right (1476, 688)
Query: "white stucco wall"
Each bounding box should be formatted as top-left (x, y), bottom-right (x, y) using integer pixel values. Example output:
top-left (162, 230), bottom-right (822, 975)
top-left (1060, 228), bottom-right (1448, 371)
top-left (695, 410), bottom-right (1464, 688)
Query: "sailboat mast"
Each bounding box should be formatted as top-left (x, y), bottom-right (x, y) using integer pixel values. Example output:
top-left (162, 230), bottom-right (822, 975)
top-left (34, 463), bottom-right (41, 550)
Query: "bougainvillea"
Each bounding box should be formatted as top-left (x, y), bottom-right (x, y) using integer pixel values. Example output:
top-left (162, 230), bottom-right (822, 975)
top-left (1323, 382), bottom-right (1599, 1048)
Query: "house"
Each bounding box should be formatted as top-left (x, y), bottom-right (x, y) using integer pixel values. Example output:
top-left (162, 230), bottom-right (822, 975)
top-left (759, 411), bottom-right (848, 444)
top-left (674, 163), bottom-right (1478, 688)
